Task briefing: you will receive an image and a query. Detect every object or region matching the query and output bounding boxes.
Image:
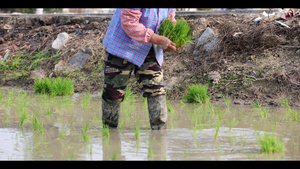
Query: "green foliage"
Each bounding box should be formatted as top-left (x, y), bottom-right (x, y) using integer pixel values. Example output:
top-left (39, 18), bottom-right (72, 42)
top-left (33, 77), bottom-right (74, 96)
top-left (183, 84), bottom-right (209, 104)
top-left (158, 18), bottom-right (193, 48)
top-left (258, 133), bottom-right (286, 153)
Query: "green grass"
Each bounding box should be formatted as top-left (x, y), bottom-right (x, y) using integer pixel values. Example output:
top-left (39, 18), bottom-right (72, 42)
top-left (158, 18), bottom-right (193, 48)
top-left (183, 84), bottom-right (209, 104)
top-left (33, 77), bottom-right (74, 96)
top-left (258, 133), bottom-right (286, 153)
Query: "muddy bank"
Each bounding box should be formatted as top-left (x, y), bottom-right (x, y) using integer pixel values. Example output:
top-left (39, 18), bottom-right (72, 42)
top-left (0, 13), bottom-right (300, 106)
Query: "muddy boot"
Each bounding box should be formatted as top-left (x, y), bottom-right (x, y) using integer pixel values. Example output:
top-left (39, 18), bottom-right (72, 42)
top-left (102, 99), bottom-right (120, 129)
top-left (147, 95), bottom-right (168, 130)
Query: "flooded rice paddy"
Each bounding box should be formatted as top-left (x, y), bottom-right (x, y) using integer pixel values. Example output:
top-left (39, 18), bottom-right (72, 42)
top-left (0, 87), bottom-right (300, 160)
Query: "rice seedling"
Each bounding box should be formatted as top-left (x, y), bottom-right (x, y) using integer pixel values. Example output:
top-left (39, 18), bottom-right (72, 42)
top-left (257, 132), bottom-right (286, 154)
top-left (81, 121), bottom-right (91, 142)
top-left (258, 107), bottom-right (269, 119)
top-left (222, 94), bottom-right (231, 107)
top-left (158, 18), bottom-right (193, 48)
top-left (101, 124), bottom-right (110, 137)
top-left (288, 109), bottom-right (300, 122)
top-left (81, 90), bottom-right (91, 109)
top-left (214, 120), bottom-right (222, 140)
top-left (124, 86), bottom-right (135, 105)
top-left (281, 98), bottom-right (290, 109)
top-left (192, 120), bottom-right (198, 136)
top-left (58, 127), bottom-right (69, 139)
top-left (208, 102), bottom-right (215, 115)
top-left (215, 105), bottom-right (223, 121)
top-left (133, 121), bottom-right (140, 139)
top-left (251, 100), bottom-right (262, 108)
top-left (31, 114), bottom-right (44, 134)
top-left (18, 110), bottom-right (29, 127)
top-left (280, 98), bottom-right (300, 121)
top-left (183, 84), bottom-right (209, 104)
top-left (33, 77), bottom-right (74, 96)
top-left (228, 117), bottom-right (238, 132)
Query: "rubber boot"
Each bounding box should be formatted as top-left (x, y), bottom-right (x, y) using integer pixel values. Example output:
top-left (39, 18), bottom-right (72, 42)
top-left (102, 99), bottom-right (120, 129)
top-left (147, 95), bottom-right (168, 130)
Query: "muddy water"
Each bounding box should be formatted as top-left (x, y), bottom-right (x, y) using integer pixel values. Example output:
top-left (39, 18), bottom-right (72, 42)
top-left (0, 88), bottom-right (300, 160)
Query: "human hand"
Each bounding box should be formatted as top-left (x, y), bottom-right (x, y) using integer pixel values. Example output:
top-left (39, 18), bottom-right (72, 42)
top-left (150, 33), bottom-right (176, 51)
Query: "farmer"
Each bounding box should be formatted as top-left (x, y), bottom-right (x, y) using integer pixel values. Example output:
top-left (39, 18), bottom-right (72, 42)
top-left (102, 8), bottom-right (177, 130)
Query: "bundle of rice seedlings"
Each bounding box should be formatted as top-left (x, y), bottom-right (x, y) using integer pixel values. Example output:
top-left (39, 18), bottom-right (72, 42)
top-left (158, 18), bottom-right (193, 48)
top-left (33, 77), bottom-right (74, 96)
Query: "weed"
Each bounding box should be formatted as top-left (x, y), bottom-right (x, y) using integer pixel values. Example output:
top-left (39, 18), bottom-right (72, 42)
top-left (33, 77), bottom-right (74, 96)
top-left (158, 18), bottom-right (193, 48)
top-left (208, 102), bottom-right (215, 115)
top-left (183, 84), bottom-right (209, 104)
top-left (258, 132), bottom-right (286, 153)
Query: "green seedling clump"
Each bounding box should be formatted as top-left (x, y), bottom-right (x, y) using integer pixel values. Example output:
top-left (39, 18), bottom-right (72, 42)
top-left (34, 77), bottom-right (74, 96)
top-left (258, 133), bottom-right (286, 154)
top-left (158, 18), bottom-right (193, 48)
top-left (183, 84), bottom-right (209, 104)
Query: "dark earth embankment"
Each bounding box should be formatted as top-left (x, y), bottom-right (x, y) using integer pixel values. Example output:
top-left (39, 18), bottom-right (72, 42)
top-left (0, 13), bottom-right (299, 106)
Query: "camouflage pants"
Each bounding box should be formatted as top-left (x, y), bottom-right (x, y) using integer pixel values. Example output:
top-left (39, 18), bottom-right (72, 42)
top-left (102, 48), bottom-right (165, 104)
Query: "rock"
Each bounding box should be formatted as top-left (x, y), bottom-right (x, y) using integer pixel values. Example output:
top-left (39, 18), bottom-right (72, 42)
top-left (54, 60), bottom-right (66, 72)
top-left (193, 27), bottom-right (218, 61)
top-left (30, 69), bottom-right (47, 79)
top-left (3, 49), bottom-right (10, 61)
top-left (164, 77), bottom-right (181, 90)
top-left (51, 32), bottom-right (70, 51)
top-left (207, 71), bottom-right (221, 84)
top-left (68, 50), bottom-right (92, 69)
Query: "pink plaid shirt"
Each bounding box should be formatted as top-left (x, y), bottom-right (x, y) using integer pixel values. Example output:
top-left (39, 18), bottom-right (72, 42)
top-left (103, 8), bottom-right (176, 67)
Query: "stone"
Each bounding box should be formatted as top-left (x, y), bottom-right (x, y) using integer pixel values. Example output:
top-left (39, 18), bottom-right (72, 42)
top-left (54, 60), bottom-right (66, 72)
top-left (68, 50), bottom-right (92, 69)
top-left (51, 32), bottom-right (70, 51)
top-left (207, 71), bottom-right (221, 84)
top-left (30, 69), bottom-right (47, 79)
top-left (193, 27), bottom-right (218, 61)
top-left (164, 77), bottom-right (180, 90)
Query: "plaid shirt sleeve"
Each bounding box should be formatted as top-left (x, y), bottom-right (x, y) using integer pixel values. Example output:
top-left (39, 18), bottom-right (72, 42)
top-left (120, 8), bottom-right (154, 44)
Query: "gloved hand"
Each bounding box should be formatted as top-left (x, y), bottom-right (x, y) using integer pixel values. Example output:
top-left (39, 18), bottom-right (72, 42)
top-left (150, 33), bottom-right (176, 51)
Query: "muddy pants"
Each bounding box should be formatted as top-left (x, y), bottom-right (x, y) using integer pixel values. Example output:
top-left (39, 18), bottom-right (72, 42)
top-left (102, 47), bottom-right (165, 104)
top-left (101, 47), bottom-right (167, 129)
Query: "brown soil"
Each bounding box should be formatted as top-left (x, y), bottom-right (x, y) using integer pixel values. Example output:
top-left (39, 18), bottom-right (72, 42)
top-left (0, 14), bottom-right (300, 107)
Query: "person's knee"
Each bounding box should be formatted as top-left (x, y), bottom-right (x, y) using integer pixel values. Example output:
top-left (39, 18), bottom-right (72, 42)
top-left (102, 86), bottom-right (125, 104)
